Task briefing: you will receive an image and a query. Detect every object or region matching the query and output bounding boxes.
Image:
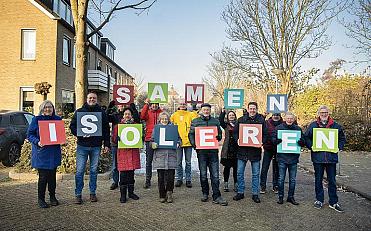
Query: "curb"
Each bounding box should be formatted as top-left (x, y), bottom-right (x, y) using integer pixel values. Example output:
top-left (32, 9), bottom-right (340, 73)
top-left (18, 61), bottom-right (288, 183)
top-left (298, 164), bottom-right (371, 201)
top-left (9, 170), bottom-right (111, 181)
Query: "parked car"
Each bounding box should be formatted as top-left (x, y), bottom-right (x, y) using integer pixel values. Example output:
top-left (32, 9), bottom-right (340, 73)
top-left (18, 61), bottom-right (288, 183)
top-left (0, 110), bottom-right (34, 166)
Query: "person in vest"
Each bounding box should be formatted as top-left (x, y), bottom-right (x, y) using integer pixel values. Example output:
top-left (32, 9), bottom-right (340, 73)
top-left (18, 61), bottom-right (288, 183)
top-left (272, 112), bottom-right (306, 205)
top-left (112, 107), bottom-right (141, 203)
top-left (219, 108), bottom-right (238, 192)
top-left (140, 98), bottom-right (163, 188)
top-left (189, 103), bottom-right (228, 206)
top-left (260, 113), bottom-right (283, 194)
top-left (233, 102), bottom-right (268, 203)
top-left (170, 100), bottom-right (198, 188)
top-left (27, 100), bottom-right (62, 208)
top-left (304, 105), bottom-right (346, 212)
top-left (70, 92), bottom-right (110, 204)
top-left (152, 112), bottom-right (180, 203)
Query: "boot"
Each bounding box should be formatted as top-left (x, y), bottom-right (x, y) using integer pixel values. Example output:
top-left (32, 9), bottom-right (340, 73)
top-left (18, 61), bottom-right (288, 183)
top-left (166, 191), bottom-right (173, 203)
top-left (120, 185), bottom-right (127, 203)
top-left (128, 184), bottom-right (139, 200)
top-left (50, 194), bottom-right (59, 206)
top-left (38, 198), bottom-right (49, 208)
top-left (143, 179), bottom-right (151, 189)
top-left (224, 182), bottom-right (229, 192)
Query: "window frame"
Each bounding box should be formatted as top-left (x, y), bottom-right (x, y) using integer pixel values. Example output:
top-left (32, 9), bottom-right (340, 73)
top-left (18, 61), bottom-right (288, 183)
top-left (21, 29), bottom-right (36, 60)
top-left (63, 35), bottom-right (71, 66)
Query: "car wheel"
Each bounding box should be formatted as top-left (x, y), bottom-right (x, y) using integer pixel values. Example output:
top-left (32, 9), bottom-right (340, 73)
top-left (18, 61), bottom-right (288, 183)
top-left (3, 143), bottom-right (21, 167)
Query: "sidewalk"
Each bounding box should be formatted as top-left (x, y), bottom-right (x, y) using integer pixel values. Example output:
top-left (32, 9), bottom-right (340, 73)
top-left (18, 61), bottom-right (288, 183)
top-left (298, 151), bottom-right (371, 201)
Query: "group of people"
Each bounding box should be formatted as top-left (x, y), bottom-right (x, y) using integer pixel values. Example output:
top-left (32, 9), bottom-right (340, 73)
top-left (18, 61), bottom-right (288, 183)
top-left (27, 91), bottom-right (346, 213)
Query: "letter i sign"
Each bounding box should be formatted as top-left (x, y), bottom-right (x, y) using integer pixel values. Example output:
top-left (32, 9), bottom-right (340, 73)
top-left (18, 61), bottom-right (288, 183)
top-left (38, 120), bottom-right (66, 145)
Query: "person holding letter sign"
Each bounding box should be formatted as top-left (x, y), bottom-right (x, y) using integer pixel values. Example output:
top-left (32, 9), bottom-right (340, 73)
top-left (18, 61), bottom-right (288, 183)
top-left (272, 112), bottom-right (305, 205)
top-left (140, 98), bottom-right (163, 189)
top-left (112, 107), bottom-right (141, 203)
top-left (304, 105), bottom-right (346, 212)
top-left (27, 100), bottom-right (62, 208)
top-left (188, 103), bottom-right (228, 206)
top-left (70, 92), bottom-right (111, 204)
top-left (233, 102), bottom-right (268, 203)
top-left (151, 112), bottom-right (180, 203)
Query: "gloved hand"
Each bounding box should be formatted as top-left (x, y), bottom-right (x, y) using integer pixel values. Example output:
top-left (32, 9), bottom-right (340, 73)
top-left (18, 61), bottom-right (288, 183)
top-left (297, 138), bottom-right (306, 147)
top-left (275, 139), bottom-right (282, 145)
top-left (151, 142), bottom-right (158, 149)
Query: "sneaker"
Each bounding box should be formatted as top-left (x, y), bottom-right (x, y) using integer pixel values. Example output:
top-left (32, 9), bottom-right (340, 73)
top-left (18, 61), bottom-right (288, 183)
top-left (90, 194), bottom-right (98, 202)
top-left (273, 186), bottom-right (279, 194)
top-left (213, 196), bottom-right (228, 206)
top-left (287, 197), bottom-right (299, 205)
top-left (201, 194), bottom-right (209, 202)
top-left (186, 181), bottom-right (192, 188)
top-left (224, 182), bottom-right (229, 192)
top-left (38, 199), bottom-right (49, 208)
top-left (75, 195), bottom-right (83, 205)
top-left (110, 182), bottom-right (118, 190)
top-left (260, 187), bottom-right (266, 194)
top-left (329, 203), bottom-right (344, 213)
top-left (277, 197), bottom-right (283, 204)
top-left (175, 180), bottom-right (183, 187)
top-left (252, 195), bottom-right (261, 203)
top-left (159, 198), bottom-right (166, 203)
top-left (166, 191), bottom-right (173, 203)
top-left (314, 200), bottom-right (323, 209)
top-left (233, 193), bottom-right (245, 201)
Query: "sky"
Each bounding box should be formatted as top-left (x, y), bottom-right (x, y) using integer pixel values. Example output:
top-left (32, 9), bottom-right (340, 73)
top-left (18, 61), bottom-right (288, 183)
top-left (98, 0), bottom-right (369, 97)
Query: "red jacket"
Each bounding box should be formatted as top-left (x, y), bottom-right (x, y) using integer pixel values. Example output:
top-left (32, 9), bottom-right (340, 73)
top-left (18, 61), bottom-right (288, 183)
top-left (112, 122), bottom-right (141, 171)
top-left (263, 117), bottom-right (283, 151)
top-left (140, 103), bottom-right (163, 141)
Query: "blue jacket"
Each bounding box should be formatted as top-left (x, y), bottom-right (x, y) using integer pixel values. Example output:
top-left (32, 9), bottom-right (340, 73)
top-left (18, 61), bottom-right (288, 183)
top-left (304, 117), bottom-right (346, 164)
top-left (272, 123), bottom-right (304, 164)
top-left (27, 115), bottom-right (62, 170)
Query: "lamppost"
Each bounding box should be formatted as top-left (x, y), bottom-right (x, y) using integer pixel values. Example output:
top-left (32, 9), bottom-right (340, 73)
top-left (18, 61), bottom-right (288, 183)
top-left (271, 68), bottom-right (285, 94)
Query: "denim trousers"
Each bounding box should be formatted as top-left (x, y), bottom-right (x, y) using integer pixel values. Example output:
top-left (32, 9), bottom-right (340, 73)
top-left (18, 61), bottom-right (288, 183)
top-left (278, 162), bottom-right (297, 198)
top-left (197, 152), bottom-right (221, 200)
top-left (176, 146), bottom-right (193, 181)
top-left (237, 159), bottom-right (260, 195)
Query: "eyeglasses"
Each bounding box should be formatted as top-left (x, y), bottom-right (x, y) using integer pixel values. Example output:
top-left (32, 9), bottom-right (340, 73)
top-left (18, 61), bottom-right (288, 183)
top-left (44, 106), bottom-right (53, 109)
top-left (319, 112), bottom-right (329, 114)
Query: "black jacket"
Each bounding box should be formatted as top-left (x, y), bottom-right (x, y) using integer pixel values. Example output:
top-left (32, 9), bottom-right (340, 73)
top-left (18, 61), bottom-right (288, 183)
top-left (70, 103), bottom-right (110, 148)
top-left (107, 103), bottom-right (140, 126)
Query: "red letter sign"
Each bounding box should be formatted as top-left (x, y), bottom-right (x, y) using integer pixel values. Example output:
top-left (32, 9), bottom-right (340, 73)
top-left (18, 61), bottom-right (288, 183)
top-left (113, 85), bottom-right (134, 105)
top-left (195, 126), bottom-right (218, 149)
top-left (238, 124), bottom-right (262, 147)
top-left (38, 120), bottom-right (66, 145)
top-left (185, 84), bottom-right (204, 103)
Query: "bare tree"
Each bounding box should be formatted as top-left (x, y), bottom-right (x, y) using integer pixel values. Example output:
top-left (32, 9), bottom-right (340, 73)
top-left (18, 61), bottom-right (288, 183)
top-left (220, 0), bottom-right (347, 97)
top-left (70, 0), bottom-right (157, 107)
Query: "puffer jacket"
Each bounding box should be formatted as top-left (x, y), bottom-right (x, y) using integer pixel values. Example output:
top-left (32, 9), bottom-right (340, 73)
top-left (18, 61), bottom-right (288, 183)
top-left (170, 109), bottom-right (198, 147)
top-left (140, 103), bottom-right (163, 141)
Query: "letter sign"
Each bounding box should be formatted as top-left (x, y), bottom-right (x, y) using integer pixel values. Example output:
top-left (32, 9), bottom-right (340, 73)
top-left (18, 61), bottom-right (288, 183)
top-left (38, 120), bottom-right (66, 145)
top-left (113, 85), bottom-right (134, 105)
top-left (77, 112), bottom-right (102, 137)
top-left (195, 126), bottom-right (218, 149)
top-left (238, 124), bottom-right (262, 147)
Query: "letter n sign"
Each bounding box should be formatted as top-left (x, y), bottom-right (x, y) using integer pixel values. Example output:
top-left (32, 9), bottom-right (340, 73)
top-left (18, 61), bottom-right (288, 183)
top-left (77, 112), bottom-right (102, 137)
top-left (38, 120), bottom-right (66, 145)
top-left (238, 124), bottom-right (262, 147)
top-left (224, 89), bottom-right (244, 109)
top-left (148, 83), bottom-right (168, 103)
top-left (113, 85), bottom-right (134, 105)
top-left (153, 125), bottom-right (178, 149)
top-left (195, 126), bottom-right (218, 149)
top-left (118, 124), bottom-right (143, 148)
top-left (267, 94), bottom-right (288, 113)
top-left (185, 84), bottom-right (204, 103)
top-left (312, 128), bottom-right (339, 153)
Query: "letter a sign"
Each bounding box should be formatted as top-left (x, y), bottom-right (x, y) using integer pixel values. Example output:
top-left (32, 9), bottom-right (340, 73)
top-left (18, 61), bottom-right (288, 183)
top-left (118, 124), bottom-right (143, 148)
top-left (312, 128), bottom-right (339, 153)
top-left (38, 120), bottom-right (66, 145)
top-left (148, 83), bottom-right (168, 103)
top-left (185, 84), bottom-right (204, 103)
top-left (113, 85), bottom-right (134, 105)
top-left (238, 124), bottom-right (262, 147)
top-left (195, 126), bottom-right (218, 149)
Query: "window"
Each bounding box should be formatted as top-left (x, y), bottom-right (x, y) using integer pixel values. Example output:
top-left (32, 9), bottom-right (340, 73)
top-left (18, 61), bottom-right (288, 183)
top-left (63, 36), bottom-right (71, 65)
top-left (11, 114), bottom-right (27, 126)
top-left (21, 29), bottom-right (36, 60)
top-left (20, 87), bottom-right (34, 113)
top-left (24, 114), bottom-right (34, 125)
top-left (53, 0), bottom-right (59, 12)
top-left (60, 0), bottom-right (67, 21)
top-left (97, 59), bottom-right (102, 71)
top-left (72, 44), bottom-right (76, 68)
top-left (66, 6), bottom-right (72, 25)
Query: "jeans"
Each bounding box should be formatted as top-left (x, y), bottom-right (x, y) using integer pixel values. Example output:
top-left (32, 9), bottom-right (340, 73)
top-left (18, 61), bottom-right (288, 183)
top-left (197, 152), bottom-right (221, 200)
top-left (38, 168), bottom-right (57, 200)
top-left (313, 163), bottom-right (338, 205)
top-left (75, 145), bottom-right (101, 196)
top-left (278, 162), bottom-right (297, 198)
top-left (111, 146), bottom-right (119, 184)
top-left (145, 141), bottom-right (154, 181)
top-left (260, 150), bottom-right (279, 189)
top-left (176, 146), bottom-right (193, 182)
top-left (237, 159), bottom-right (260, 195)
top-left (158, 169), bottom-right (175, 198)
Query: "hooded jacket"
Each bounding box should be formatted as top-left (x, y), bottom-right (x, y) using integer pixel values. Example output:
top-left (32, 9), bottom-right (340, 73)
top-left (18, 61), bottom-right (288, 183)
top-left (140, 103), bottom-right (163, 142)
top-left (170, 109), bottom-right (198, 147)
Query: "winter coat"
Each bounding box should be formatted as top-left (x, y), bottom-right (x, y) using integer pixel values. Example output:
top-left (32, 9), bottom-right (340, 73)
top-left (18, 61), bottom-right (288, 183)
top-left (170, 109), bottom-right (198, 147)
top-left (263, 117), bottom-right (283, 152)
top-left (233, 114), bottom-right (268, 162)
top-left (70, 103), bottom-right (110, 148)
top-left (219, 110), bottom-right (238, 160)
top-left (112, 120), bottom-right (141, 171)
top-left (188, 114), bottom-right (222, 155)
top-left (272, 122), bottom-right (304, 164)
top-left (27, 114), bottom-right (62, 170)
top-left (304, 117), bottom-right (346, 164)
top-left (140, 103), bottom-right (163, 142)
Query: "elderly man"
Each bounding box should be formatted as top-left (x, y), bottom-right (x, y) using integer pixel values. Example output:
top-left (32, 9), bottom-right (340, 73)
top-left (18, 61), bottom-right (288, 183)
top-left (70, 92), bottom-right (110, 204)
top-left (304, 105), bottom-right (346, 212)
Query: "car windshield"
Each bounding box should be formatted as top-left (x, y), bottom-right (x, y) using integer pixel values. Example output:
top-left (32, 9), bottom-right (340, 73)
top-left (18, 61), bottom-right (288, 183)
top-left (24, 114), bottom-right (34, 125)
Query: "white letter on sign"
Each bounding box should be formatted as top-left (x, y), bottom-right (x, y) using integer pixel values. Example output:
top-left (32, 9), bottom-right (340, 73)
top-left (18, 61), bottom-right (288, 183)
top-left (228, 91), bottom-right (241, 107)
top-left (269, 96), bottom-right (285, 111)
top-left (49, 123), bottom-right (57, 142)
top-left (282, 133), bottom-right (297, 151)
top-left (151, 85), bottom-right (166, 101)
top-left (81, 115), bottom-right (98, 134)
top-left (159, 127), bottom-right (173, 146)
top-left (187, 86), bottom-right (203, 102)
top-left (121, 127), bottom-right (140, 146)
top-left (116, 87), bottom-right (131, 104)
top-left (316, 131), bottom-right (335, 149)
top-left (242, 127), bottom-right (259, 144)
top-left (199, 129), bottom-right (215, 146)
